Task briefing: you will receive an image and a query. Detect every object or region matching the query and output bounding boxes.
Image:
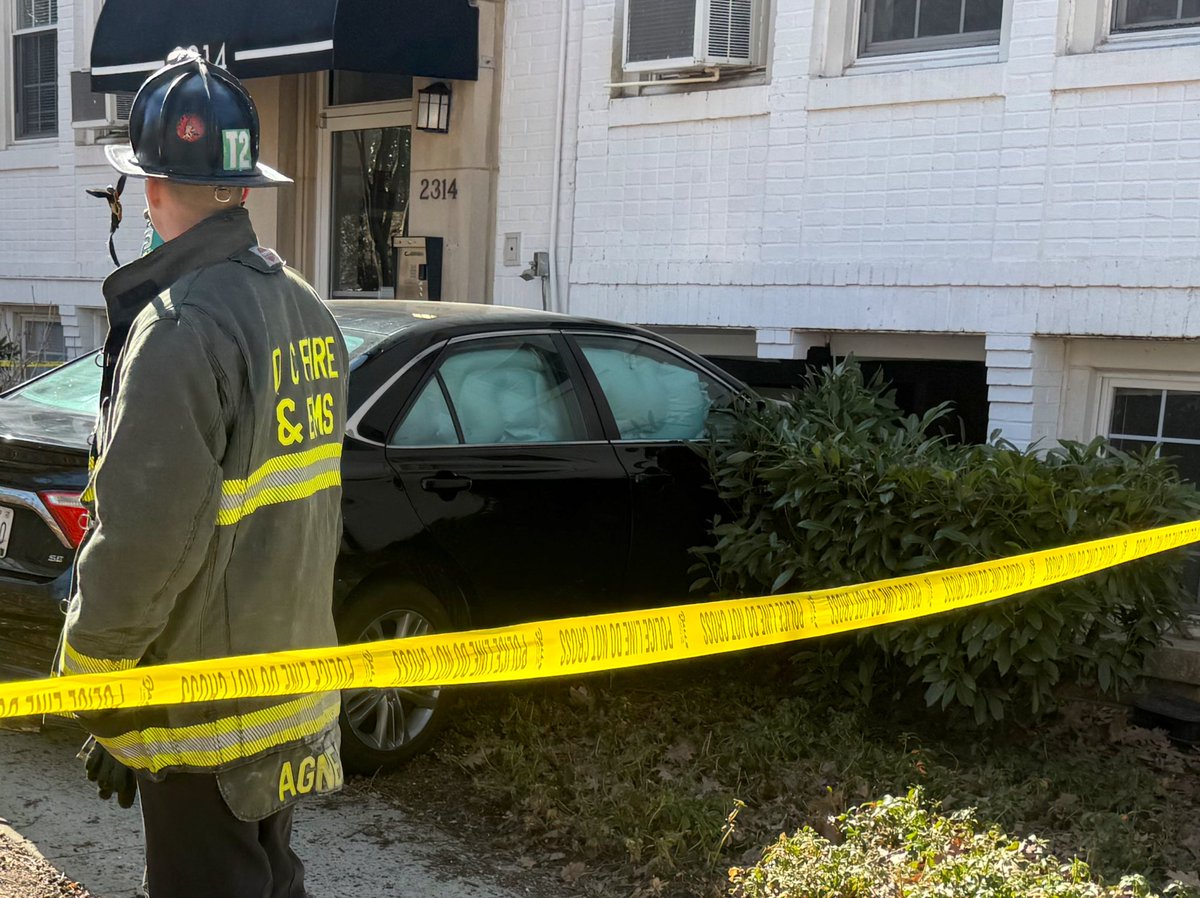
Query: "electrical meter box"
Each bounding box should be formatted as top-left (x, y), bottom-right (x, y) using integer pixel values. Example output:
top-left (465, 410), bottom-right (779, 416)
top-left (392, 236), bottom-right (444, 301)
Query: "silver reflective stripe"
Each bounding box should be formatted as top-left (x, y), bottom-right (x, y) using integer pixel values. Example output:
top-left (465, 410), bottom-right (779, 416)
top-left (218, 444), bottom-right (342, 526)
top-left (102, 693), bottom-right (340, 772)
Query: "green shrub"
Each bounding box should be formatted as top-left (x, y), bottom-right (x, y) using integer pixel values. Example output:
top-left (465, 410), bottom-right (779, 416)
top-left (728, 789), bottom-right (1195, 898)
top-left (697, 360), bottom-right (1200, 721)
top-left (423, 666), bottom-right (1200, 895)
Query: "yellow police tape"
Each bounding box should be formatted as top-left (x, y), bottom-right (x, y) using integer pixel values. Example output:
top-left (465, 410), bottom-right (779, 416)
top-left (3, 519), bottom-right (1200, 720)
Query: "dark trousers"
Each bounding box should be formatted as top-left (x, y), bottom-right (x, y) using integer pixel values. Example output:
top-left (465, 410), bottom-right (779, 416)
top-left (137, 772), bottom-right (306, 898)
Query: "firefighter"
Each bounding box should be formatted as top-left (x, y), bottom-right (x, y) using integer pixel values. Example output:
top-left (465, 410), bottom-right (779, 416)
top-left (59, 49), bottom-right (348, 898)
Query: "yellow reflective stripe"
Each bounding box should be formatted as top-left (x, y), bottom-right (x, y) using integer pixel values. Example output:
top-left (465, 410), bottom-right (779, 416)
top-left (82, 457), bottom-right (96, 503)
top-left (106, 704), bottom-right (339, 772)
top-left (217, 471), bottom-right (341, 526)
top-left (107, 692), bottom-right (330, 746)
top-left (217, 443), bottom-right (342, 526)
top-left (100, 693), bottom-right (339, 773)
top-left (61, 640), bottom-right (138, 676)
top-left (223, 443), bottom-right (342, 497)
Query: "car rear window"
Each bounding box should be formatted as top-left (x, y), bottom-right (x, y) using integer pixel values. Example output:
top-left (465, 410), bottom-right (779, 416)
top-left (7, 356), bottom-right (103, 414)
top-left (340, 332), bottom-right (369, 357)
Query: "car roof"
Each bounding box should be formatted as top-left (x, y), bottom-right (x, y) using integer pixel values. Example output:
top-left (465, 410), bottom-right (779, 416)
top-left (328, 300), bottom-right (650, 352)
top-left (330, 300), bottom-right (577, 331)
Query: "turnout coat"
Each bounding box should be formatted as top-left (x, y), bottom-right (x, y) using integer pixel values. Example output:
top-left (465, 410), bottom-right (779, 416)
top-left (58, 207), bottom-right (348, 820)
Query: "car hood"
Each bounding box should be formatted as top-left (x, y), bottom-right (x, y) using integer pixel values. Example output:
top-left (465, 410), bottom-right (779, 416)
top-left (0, 396), bottom-right (94, 453)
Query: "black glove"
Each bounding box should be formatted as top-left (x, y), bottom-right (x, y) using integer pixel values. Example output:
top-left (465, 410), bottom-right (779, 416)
top-left (79, 736), bottom-right (138, 809)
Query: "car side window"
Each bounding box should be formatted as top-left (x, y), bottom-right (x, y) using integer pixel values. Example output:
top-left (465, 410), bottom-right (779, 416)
top-left (574, 336), bottom-right (734, 442)
top-left (390, 376), bottom-right (458, 447)
top-left (389, 335), bottom-right (588, 447)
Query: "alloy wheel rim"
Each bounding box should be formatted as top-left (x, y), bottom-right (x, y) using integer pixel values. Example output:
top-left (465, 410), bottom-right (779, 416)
top-left (342, 609), bottom-right (441, 751)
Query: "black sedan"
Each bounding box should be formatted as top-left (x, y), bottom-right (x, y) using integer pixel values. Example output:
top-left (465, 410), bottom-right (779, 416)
top-left (0, 301), bottom-right (744, 771)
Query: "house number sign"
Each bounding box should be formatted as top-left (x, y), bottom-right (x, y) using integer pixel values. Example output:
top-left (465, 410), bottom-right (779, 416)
top-left (419, 178), bottom-right (459, 201)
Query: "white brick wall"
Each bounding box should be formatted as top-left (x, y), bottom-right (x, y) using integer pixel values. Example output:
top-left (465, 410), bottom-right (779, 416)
top-left (576, 117), bottom-right (771, 266)
top-left (0, 0), bottom-right (145, 351)
top-left (801, 101), bottom-right (1005, 260)
top-left (492, 0), bottom-right (575, 309)
top-left (1044, 83), bottom-right (1200, 260)
top-left (5, 0), bottom-right (1200, 448)
top-left (495, 0), bottom-right (1200, 445)
top-left (985, 334), bottom-right (1066, 446)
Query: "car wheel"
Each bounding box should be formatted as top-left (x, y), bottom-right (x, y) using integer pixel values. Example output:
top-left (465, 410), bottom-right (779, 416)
top-left (335, 580), bottom-right (453, 774)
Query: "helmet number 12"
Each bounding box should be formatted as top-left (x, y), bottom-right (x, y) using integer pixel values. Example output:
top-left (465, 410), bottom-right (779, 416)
top-left (222, 129), bottom-right (253, 172)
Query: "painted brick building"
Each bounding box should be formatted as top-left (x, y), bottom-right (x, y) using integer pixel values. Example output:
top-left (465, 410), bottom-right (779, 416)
top-left (493, 0), bottom-right (1200, 468)
top-left (0, 0), bottom-right (499, 365)
top-left (0, 0), bottom-right (120, 362)
top-left (2, 0), bottom-right (1200, 466)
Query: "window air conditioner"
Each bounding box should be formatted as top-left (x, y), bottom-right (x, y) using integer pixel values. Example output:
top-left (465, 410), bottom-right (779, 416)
top-left (71, 70), bottom-right (134, 129)
top-left (623, 0), bottom-right (761, 74)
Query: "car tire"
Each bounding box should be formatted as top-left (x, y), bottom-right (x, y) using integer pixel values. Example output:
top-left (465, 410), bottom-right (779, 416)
top-left (335, 580), bottom-right (454, 774)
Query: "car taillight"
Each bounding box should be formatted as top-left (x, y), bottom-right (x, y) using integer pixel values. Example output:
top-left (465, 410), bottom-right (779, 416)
top-left (39, 491), bottom-right (90, 549)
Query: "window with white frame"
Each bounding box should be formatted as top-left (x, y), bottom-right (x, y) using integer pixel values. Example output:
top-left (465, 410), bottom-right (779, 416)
top-left (1108, 386), bottom-right (1200, 481)
top-left (0, 306), bottom-right (65, 375)
top-left (1112, 0), bottom-right (1200, 32)
top-left (13, 0), bottom-right (57, 140)
top-left (1107, 384), bottom-right (1200, 609)
top-left (859, 0), bottom-right (1002, 55)
top-left (20, 316), bottom-right (65, 364)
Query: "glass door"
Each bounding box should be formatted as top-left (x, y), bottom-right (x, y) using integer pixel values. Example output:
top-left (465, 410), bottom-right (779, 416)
top-left (329, 126), bottom-right (412, 299)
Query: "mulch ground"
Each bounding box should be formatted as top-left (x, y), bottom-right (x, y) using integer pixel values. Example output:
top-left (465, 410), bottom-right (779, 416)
top-left (0, 831), bottom-right (93, 898)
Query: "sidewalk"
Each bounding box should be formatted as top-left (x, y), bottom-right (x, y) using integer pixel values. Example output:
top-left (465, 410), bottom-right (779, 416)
top-left (0, 723), bottom-right (529, 898)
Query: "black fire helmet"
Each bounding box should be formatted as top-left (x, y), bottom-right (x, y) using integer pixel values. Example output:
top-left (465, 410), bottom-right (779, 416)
top-left (105, 47), bottom-right (291, 188)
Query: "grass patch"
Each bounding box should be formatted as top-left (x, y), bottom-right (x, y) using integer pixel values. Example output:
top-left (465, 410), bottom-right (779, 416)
top-left (408, 651), bottom-right (1200, 897)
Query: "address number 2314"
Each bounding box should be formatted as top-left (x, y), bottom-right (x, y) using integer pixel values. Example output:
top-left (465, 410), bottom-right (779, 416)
top-left (419, 178), bottom-right (459, 201)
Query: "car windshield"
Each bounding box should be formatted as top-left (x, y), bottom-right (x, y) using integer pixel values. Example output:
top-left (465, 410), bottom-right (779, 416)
top-left (6, 322), bottom-right (389, 415)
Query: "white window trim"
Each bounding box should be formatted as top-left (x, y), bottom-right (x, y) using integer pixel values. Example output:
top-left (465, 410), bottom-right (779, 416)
top-left (0, 306), bottom-right (64, 365)
top-left (1065, 0), bottom-right (1200, 55)
top-left (607, 83), bottom-right (770, 127)
top-left (1095, 373), bottom-right (1200, 445)
top-left (1054, 38), bottom-right (1200, 92)
top-left (0, 1), bottom-right (11, 147)
top-left (18, 311), bottom-right (63, 343)
top-left (11, 0), bottom-right (58, 143)
top-left (313, 75), bottom-right (413, 300)
top-left (812, 0), bottom-right (1013, 77)
top-left (808, 62), bottom-right (1006, 110)
top-left (1098, 375), bottom-right (1200, 612)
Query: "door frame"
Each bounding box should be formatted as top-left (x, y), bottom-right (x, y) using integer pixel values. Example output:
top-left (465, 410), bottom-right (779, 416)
top-left (313, 79), bottom-right (414, 300)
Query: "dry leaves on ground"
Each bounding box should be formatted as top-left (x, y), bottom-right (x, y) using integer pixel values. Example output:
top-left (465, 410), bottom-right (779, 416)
top-left (0, 832), bottom-right (93, 898)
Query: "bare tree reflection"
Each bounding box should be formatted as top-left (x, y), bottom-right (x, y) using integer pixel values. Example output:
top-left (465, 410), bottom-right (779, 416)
top-left (333, 127), bottom-right (411, 296)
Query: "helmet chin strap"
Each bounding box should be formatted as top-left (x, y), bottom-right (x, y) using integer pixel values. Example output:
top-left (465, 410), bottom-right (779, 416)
top-left (85, 174), bottom-right (128, 268)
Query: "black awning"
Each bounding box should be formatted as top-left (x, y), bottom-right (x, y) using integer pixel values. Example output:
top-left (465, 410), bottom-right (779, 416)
top-left (91, 0), bottom-right (479, 93)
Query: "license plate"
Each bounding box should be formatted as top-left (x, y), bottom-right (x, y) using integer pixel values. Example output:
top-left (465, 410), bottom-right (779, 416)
top-left (0, 506), bottom-right (13, 559)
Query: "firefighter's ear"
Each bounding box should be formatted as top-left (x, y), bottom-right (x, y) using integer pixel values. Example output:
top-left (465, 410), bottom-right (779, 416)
top-left (145, 178), bottom-right (165, 207)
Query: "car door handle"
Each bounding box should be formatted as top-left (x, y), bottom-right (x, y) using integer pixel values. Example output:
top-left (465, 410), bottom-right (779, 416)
top-left (421, 475), bottom-right (473, 495)
top-left (633, 471), bottom-right (672, 484)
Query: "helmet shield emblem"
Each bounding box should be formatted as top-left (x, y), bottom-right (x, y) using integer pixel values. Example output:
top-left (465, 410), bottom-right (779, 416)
top-left (176, 114), bottom-right (205, 143)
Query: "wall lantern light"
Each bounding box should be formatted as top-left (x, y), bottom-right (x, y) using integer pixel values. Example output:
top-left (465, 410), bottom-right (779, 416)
top-left (416, 82), bottom-right (452, 133)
